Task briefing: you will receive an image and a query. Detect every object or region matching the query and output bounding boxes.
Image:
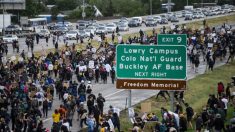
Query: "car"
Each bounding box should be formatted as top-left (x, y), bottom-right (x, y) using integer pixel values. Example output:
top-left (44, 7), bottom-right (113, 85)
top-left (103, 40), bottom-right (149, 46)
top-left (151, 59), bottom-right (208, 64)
top-left (5, 25), bottom-right (22, 33)
top-left (85, 26), bottom-right (96, 35)
top-left (78, 30), bottom-right (88, 38)
top-left (131, 17), bottom-right (142, 25)
top-left (119, 19), bottom-right (129, 25)
top-left (118, 24), bottom-right (129, 31)
top-left (174, 12), bottom-right (183, 18)
top-left (128, 20), bottom-right (140, 27)
top-left (3, 35), bottom-right (18, 43)
top-left (160, 18), bottom-right (168, 24)
top-left (55, 26), bottom-right (69, 35)
top-left (106, 23), bottom-right (117, 33)
top-left (185, 13), bottom-right (193, 20)
top-left (38, 29), bottom-right (50, 38)
top-left (153, 16), bottom-right (162, 23)
top-left (145, 18), bottom-right (157, 27)
top-left (77, 23), bottom-right (88, 30)
top-left (170, 16), bottom-right (179, 22)
top-left (56, 21), bottom-right (73, 27)
top-left (120, 17), bottom-right (128, 21)
top-left (65, 30), bottom-right (79, 40)
top-left (95, 26), bottom-right (107, 35)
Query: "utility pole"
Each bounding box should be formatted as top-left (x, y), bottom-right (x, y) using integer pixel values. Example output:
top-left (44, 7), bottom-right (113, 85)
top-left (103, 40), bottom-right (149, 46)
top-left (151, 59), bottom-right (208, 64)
top-left (150, 0), bottom-right (152, 15)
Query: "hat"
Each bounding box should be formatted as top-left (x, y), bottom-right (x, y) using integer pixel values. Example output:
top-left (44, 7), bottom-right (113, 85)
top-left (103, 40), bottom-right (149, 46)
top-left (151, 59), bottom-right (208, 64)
top-left (88, 81), bottom-right (91, 84)
top-left (81, 80), bottom-right (84, 83)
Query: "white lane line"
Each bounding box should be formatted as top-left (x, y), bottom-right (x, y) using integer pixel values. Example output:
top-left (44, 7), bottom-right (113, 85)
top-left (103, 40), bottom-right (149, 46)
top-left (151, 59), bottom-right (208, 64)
top-left (104, 89), bottom-right (126, 98)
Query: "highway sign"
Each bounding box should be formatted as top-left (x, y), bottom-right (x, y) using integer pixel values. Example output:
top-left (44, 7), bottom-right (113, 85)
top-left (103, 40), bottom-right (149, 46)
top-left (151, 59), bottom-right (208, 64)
top-left (116, 79), bottom-right (186, 90)
top-left (157, 34), bottom-right (187, 45)
top-left (116, 45), bottom-right (186, 80)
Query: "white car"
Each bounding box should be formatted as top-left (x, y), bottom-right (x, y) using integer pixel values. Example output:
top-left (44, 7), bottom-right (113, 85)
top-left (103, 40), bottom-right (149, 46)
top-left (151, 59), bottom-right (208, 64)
top-left (3, 35), bottom-right (18, 43)
top-left (153, 16), bottom-right (162, 23)
top-left (85, 26), bottom-right (96, 34)
top-left (38, 29), bottom-right (50, 38)
top-left (118, 24), bottom-right (129, 31)
top-left (119, 20), bottom-right (129, 25)
top-left (95, 26), bottom-right (107, 35)
top-left (56, 21), bottom-right (73, 27)
top-left (106, 23), bottom-right (117, 33)
top-left (65, 30), bottom-right (79, 40)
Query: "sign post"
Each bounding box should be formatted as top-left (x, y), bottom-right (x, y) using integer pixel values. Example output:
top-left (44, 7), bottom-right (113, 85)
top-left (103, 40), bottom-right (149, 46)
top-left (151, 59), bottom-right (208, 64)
top-left (116, 34), bottom-right (187, 110)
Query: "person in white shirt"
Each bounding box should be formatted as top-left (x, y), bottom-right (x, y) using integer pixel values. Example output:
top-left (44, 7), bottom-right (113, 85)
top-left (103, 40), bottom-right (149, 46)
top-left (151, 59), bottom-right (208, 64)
top-left (221, 95), bottom-right (229, 117)
top-left (61, 119), bottom-right (70, 131)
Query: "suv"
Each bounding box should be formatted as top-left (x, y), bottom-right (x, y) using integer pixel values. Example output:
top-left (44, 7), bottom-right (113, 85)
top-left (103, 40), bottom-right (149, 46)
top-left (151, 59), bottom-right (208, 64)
top-left (5, 25), bottom-right (22, 33)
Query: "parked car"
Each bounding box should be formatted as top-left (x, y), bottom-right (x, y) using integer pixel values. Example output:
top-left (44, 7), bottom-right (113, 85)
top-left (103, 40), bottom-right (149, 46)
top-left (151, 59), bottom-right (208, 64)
top-left (153, 16), bottom-right (162, 23)
top-left (77, 23), bottom-right (88, 30)
top-left (119, 19), bottom-right (129, 25)
top-left (128, 20), bottom-right (140, 27)
top-left (145, 18), bottom-right (157, 27)
top-left (3, 35), bottom-right (18, 43)
top-left (170, 16), bottom-right (179, 22)
top-left (106, 23), bottom-right (117, 33)
top-left (160, 18), bottom-right (168, 24)
top-left (38, 29), bottom-right (50, 38)
top-left (5, 25), bottom-right (22, 33)
top-left (56, 21), bottom-right (73, 27)
top-left (185, 13), bottom-right (193, 20)
top-left (78, 30), bottom-right (88, 38)
top-left (118, 24), bottom-right (129, 31)
top-left (95, 26), bottom-right (107, 35)
top-left (85, 26), bottom-right (96, 35)
top-left (65, 30), bottom-right (79, 40)
top-left (131, 17), bottom-right (142, 26)
top-left (55, 26), bottom-right (69, 35)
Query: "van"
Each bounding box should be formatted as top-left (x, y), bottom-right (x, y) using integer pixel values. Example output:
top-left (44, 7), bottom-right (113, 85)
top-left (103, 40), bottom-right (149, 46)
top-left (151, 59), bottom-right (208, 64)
top-left (131, 17), bottom-right (143, 25)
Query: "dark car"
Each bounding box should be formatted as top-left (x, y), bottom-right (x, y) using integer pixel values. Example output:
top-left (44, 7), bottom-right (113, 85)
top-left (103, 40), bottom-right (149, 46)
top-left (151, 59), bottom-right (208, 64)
top-left (5, 25), bottom-right (22, 33)
top-left (128, 20), bottom-right (140, 27)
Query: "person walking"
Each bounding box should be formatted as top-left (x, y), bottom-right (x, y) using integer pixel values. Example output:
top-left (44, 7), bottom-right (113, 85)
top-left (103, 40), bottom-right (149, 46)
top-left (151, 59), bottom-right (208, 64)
top-left (43, 98), bottom-right (49, 118)
top-left (97, 93), bottom-right (105, 116)
top-left (185, 103), bottom-right (194, 129)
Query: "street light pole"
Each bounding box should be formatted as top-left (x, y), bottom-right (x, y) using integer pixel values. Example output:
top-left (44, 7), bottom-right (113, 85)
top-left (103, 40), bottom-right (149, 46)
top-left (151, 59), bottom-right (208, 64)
top-left (82, 0), bottom-right (85, 19)
top-left (167, 0), bottom-right (171, 13)
top-left (150, 0), bottom-right (152, 15)
top-left (187, 0), bottom-right (188, 6)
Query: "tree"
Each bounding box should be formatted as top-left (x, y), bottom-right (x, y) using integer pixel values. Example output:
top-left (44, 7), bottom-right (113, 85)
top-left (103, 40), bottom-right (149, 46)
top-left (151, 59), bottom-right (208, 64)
top-left (21, 0), bottom-right (45, 17)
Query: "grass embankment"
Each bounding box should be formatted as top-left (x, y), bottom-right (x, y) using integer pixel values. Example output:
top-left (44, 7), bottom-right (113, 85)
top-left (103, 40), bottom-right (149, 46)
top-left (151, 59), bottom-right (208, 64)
top-left (119, 62), bottom-right (235, 131)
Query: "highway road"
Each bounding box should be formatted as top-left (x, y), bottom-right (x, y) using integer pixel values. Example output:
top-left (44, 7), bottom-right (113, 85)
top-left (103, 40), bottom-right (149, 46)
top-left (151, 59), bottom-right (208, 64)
top-left (3, 12), bottom-right (235, 131)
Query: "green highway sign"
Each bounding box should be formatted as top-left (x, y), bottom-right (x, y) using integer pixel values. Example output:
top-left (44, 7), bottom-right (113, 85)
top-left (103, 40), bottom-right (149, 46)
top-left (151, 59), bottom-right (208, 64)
top-left (157, 34), bottom-right (187, 46)
top-left (116, 45), bottom-right (186, 80)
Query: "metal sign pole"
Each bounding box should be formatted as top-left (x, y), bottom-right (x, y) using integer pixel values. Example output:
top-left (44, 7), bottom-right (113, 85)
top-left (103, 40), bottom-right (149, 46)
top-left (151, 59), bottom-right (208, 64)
top-left (128, 89), bottom-right (132, 108)
top-left (170, 91), bottom-right (174, 112)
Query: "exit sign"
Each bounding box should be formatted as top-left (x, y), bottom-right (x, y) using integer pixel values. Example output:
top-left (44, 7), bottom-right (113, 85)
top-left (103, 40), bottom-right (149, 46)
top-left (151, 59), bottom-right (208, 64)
top-left (158, 34), bottom-right (187, 46)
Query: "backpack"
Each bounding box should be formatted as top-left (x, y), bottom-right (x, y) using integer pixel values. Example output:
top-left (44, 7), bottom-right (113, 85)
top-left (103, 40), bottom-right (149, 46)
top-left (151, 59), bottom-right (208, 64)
top-left (187, 107), bottom-right (194, 117)
top-left (37, 94), bottom-right (42, 99)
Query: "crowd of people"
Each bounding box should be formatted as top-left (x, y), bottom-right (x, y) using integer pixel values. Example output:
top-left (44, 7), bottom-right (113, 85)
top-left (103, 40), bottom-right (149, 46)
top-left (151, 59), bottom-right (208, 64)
top-left (0, 21), bottom-right (234, 132)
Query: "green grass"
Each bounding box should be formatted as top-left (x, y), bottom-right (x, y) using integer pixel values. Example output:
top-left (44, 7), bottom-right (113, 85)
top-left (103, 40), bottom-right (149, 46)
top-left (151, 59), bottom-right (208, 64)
top-left (119, 62), bottom-right (235, 131)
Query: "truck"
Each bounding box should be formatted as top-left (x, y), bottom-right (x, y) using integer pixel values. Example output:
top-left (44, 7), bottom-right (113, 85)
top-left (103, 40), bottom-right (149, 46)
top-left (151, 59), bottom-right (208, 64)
top-left (184, 6), bottom-right (194, 11)
top-left (0, 14), bottom-right (11, 34)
